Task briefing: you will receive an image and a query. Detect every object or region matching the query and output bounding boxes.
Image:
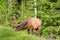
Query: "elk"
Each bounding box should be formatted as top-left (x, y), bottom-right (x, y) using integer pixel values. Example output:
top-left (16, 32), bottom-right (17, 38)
top-left (10, 16), bottom-right (42, 37)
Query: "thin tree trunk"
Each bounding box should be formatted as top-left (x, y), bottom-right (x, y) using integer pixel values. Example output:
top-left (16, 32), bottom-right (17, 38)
top-left (34, 0), bottom-right (37, 18)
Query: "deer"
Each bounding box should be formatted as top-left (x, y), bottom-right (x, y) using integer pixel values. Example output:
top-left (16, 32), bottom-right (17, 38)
top-left (10, 16), bottom-right (42, 37)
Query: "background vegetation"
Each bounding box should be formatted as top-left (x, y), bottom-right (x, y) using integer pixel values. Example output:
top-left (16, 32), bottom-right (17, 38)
top-left (0, 0), bottom-right (60, 40)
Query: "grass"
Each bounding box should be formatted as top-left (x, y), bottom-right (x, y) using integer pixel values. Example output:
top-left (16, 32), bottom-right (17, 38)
top-left (0, 25), bottom-right (60, 40)
top-left (0, 25), bottom-right (43, 40)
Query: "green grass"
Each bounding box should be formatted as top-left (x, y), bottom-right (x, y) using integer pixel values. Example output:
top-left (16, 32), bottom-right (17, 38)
top-left (0, 25), bottom-right (43, 40)
top-left (0, 25), bottom-right (60, 40)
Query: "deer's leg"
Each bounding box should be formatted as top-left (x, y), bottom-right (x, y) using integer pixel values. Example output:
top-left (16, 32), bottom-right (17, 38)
top-left (28, 29), bottom-right (30, 34)
top-left (31, 29), bottom-right (34, 35)
top-left (36, 27), bottom-right (40, 37)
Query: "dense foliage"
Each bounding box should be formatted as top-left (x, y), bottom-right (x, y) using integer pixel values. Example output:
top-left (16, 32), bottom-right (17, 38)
top-left (0, 0), bottom-right (60, 26)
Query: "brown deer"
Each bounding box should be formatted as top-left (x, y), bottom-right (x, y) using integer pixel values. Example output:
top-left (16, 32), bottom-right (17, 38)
top-left (10, 16), bottom-right (42, 37)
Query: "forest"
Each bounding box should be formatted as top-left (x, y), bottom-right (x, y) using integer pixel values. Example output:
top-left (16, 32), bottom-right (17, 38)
top-left (0, 0), bottom-right (60, 40)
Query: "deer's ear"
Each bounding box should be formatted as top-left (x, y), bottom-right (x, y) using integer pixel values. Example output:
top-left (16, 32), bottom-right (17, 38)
top-left (12, 16), bottom-right (18, 24)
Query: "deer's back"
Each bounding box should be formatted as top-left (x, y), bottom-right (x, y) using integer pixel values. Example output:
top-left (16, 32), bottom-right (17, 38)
top-left (25, 18), bottom-right (42, 29)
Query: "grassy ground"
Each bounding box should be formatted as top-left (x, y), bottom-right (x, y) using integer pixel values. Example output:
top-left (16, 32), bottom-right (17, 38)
top-left (0, 25), bottom-right (60, 40)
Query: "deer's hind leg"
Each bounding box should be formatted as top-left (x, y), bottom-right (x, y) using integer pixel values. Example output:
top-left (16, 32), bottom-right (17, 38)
top-left (31, 29), bottom-right (34, 35)
top-left (36, 27), bottom-right (40, 37)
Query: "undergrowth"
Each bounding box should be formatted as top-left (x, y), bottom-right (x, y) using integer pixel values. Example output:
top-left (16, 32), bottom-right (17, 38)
top-left (0, 25), bottom-right (60, 40)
